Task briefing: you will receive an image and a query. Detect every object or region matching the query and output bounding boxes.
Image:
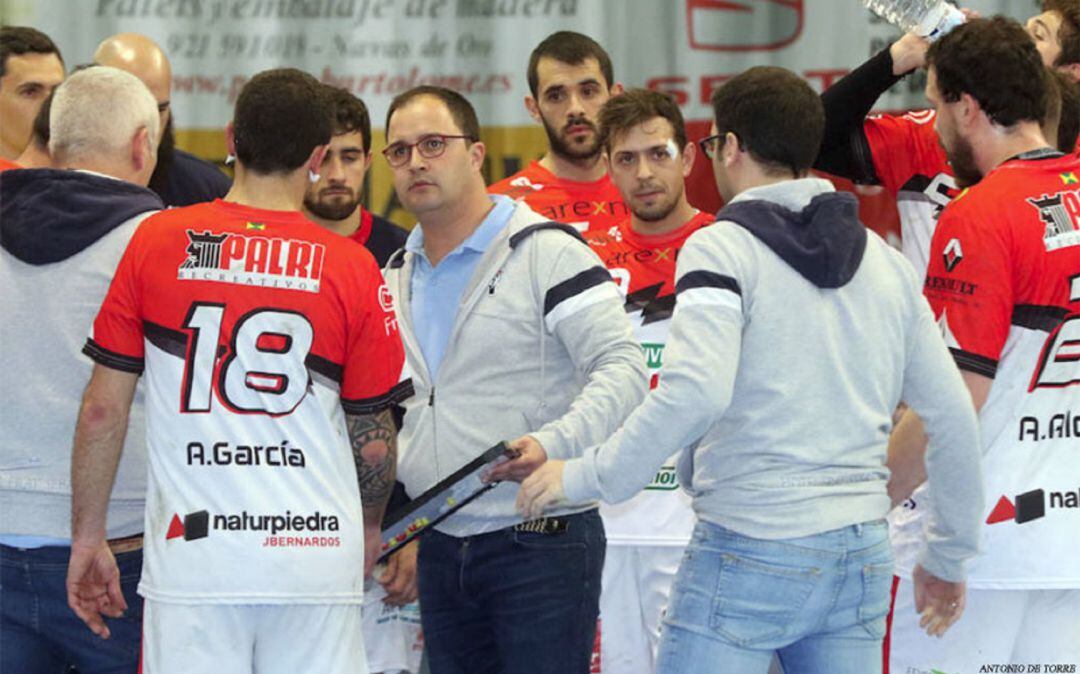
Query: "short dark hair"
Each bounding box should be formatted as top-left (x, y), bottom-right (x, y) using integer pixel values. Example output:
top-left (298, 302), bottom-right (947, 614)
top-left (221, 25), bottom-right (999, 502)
top-left (1043, 0), bottom-right (1080, 67)
top-left (325, 85), bottom-right (372, 153)
top-left (1049, 67), bottom-right (1080, 150)
top-left (526, 31), bottom-right (613, 98)
top-left (233, 68), bottom-right (332, 175)
top-left (599, 88), bottom-right (687, 154)
top-left (0, 26), bottom-right (63, 79)
top-left (30, 89), bottom-right (51, 147)
top-left (385, 85), bottom-right (480, 141)
top-left (927, 16), bottom-right (1047, 127)
top-left (710, 66), bottom-right (823, 177)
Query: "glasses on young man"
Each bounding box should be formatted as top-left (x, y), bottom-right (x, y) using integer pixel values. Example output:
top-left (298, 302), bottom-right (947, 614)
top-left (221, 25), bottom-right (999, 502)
top-left (382, 134), bottom-right (476, 167)
top-left (698, 133), bottom-right (724, 161)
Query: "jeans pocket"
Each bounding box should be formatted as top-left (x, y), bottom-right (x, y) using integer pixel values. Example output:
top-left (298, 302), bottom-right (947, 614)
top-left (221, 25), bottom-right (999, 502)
top-left (858, 561), bottom-right (894, 638)
top-left (710, 552), bottom-right (819, 648)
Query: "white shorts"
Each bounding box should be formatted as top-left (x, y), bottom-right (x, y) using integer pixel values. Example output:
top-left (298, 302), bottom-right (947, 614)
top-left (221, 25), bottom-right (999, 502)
top-left (361, 580), bottom-right (423, 674)
top-left (888, 580), bottom-right (1080, 674)
top-left (141, 600), bottom-right (367, 674)
top-left (595, 544), bottom-right (684, 674)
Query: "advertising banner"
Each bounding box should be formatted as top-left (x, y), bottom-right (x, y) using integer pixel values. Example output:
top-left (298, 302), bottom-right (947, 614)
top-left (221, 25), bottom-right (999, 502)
top-left (3, 0), bottom-right (1031, 228)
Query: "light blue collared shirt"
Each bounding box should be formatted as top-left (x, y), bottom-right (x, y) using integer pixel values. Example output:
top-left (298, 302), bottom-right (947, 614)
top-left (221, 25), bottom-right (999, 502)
top-left (407, 195), bottom-right (515, 379)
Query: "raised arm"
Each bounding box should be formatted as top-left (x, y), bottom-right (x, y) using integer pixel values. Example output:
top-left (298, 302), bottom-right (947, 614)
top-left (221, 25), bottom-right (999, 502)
top-left (816, 34), bottom-right (928, 180)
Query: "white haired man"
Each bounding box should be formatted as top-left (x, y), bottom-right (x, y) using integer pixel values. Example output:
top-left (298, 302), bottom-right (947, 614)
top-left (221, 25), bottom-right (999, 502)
top-left (0, 65), bottom-right (162, 672)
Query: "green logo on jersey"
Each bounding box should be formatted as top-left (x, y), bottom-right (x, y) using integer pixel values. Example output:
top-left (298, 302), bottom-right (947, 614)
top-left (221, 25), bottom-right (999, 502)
top-left (644, 465), bottom-right (679, 491)
top-left (642, 342), bottom-right (665, 370)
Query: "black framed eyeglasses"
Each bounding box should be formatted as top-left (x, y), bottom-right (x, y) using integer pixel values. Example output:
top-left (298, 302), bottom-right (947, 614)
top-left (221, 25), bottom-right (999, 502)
top-left (382, 134), bottom-right (476, 167)
top-left (698, 133), bottom-right (723, 161)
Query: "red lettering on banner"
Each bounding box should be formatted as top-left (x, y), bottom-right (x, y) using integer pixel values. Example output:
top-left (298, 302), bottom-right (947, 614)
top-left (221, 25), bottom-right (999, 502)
top-left (649, 69), bottom-right (855, 109)
top-left (700, 75), bottom-right (733, 105)
top-left (804, 69), bottom-right (849, 90)
top-left (646, 76), bottom-right (690, 106)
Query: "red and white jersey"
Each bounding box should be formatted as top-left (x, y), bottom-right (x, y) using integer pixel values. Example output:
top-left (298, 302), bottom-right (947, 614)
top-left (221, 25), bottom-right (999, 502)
top-left (489, 160), bottom-right (629, 233)
top-left (585, 210), bottom-right (714, 545)
top-left (86, 199), bottom-right (407, 604)
top-left (865, 110), bottom-right (959, 280)
top-left (914, 151), bottom-right (1080, 588)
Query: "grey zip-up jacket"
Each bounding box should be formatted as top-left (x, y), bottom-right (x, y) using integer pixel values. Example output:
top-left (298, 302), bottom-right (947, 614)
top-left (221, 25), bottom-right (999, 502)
top-left (384, 201), bottom-right (648, 536)
top-left (562, 179), bottom-right (984, 583)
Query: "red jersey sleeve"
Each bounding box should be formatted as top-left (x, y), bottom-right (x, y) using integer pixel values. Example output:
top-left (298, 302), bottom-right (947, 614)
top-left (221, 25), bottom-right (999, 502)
top-left (923, 193), bottom-right (1014, 377)
top-left (864, 110), bottom-right (949, 195)
top-left (339, 255), bottom-right (410, 414)
top-left (83, 223), bottom-right (149, 373)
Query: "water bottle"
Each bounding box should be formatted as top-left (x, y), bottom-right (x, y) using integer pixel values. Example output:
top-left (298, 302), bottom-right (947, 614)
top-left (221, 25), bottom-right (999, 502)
top-left (864, 0), bottom-right (965, 41)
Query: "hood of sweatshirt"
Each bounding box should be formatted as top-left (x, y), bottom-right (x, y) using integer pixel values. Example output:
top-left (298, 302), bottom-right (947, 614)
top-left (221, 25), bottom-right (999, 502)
top-left (717, 190), bottom-right (867, 289)
top-left (1, 168), bottom-right (162, 265)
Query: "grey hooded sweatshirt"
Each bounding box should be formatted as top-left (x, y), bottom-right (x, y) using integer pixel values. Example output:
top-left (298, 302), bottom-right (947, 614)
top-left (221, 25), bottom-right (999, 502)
top-left (562, 178), bottom-right (984, 583)
top-left (1, 169), bottom-right (161, 540)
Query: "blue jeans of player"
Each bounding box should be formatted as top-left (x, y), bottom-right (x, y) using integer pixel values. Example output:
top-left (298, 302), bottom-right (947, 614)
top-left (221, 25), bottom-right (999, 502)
top-left (1, 544), bottom-right (144, 673)
top-left (417, 509), bottom-right (605, 674)
top-left (655, 519), bottom-right (892, 674)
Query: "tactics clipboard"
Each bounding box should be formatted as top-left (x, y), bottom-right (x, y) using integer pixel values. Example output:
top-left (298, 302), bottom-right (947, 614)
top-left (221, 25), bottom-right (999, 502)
top-left (378, 441), bottom-right (517, 561)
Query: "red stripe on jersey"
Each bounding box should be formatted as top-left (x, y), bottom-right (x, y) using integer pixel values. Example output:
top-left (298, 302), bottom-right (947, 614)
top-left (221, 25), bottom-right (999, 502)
top-left (882, 574), bottom-right (900, 674)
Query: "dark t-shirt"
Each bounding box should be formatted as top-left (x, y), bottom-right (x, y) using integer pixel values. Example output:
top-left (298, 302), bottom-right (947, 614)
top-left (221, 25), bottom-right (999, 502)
top-left (348, 208), bottom-right (408, 268)
top-left (157, 149), bottom-right (231, 207)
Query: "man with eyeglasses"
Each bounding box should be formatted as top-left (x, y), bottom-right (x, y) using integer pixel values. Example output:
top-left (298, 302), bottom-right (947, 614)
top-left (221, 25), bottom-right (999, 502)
top-left (489, 31), bottom-right (628, 234)
top-left (515, 66), bottom-right (983, 674)
top-left (95, 33), bottom-right (231, 207)
top-left (380, 85), bottom-right (647, 674)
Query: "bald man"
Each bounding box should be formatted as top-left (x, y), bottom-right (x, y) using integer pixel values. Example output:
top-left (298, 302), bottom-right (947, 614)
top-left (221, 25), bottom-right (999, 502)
top-left (94, 32), bottom-right (230, 206)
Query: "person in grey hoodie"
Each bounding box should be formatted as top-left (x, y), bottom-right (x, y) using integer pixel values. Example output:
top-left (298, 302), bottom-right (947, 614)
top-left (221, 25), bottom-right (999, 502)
top-left (0, 66), bottom-right (161, 672)
top-left (380, 85), bottom-right (647, 674)
top-left (516, 66), bottom-right (984, 674)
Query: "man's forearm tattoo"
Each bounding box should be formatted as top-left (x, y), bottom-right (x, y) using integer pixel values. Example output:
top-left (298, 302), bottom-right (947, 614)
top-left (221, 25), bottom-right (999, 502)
top-left (347, 409), bottom-right (397, 516)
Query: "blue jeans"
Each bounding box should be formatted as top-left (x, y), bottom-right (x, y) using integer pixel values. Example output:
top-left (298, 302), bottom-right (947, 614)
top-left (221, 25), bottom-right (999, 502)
top-left (656, 519), bottom-right (892, 674)
top-left (1, 544), bottom-right (144, 673)
top-left (417, 509), bottom-right (605, 674)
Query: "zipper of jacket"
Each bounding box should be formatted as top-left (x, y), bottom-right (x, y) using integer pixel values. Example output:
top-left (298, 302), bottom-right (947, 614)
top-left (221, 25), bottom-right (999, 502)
top-left (429, 384), bottom-right (438, 478)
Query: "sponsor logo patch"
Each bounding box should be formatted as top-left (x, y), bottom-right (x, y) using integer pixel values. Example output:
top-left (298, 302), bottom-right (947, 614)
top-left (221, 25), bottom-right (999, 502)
top-left (178, 229), bottom-right (326, 293)
top-left (166, 509), bottom-right (341, 547)
top-left (943, 238), bottom-right (963, 272)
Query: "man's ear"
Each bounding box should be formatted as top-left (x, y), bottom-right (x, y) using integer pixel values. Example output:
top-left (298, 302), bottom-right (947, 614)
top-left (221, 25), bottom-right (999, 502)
top-left (958, 92), bottom-right (984, 129)
top-left (525, 95), bottom-right (543, 125)
top-left (307, 143), bottom-right (330, 177)
top-left (469, 140), bottom-right (487, 171)
top-left (681, 141), bottom-right (696, 178)
top-left (1058, 62), bottom-right (1080, 83)
top-left (721, 132), bottom-right (741, 167)
top-left (132, 126), bottom-right (153, 174)
top-left (225, 122), bottom-right (237, 156)
top-left (610, 81), bottom-right (625, 96)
